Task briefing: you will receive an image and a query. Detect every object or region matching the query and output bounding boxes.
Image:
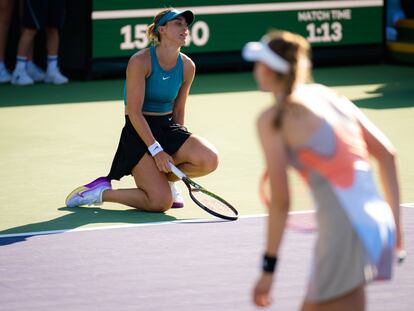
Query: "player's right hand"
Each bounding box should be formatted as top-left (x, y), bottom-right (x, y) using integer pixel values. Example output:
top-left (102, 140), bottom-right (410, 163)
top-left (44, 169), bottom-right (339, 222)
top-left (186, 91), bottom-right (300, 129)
top-left (154, 151), bottom-right (173, 173)
top-left (253, 273), bottom-right (273, 307)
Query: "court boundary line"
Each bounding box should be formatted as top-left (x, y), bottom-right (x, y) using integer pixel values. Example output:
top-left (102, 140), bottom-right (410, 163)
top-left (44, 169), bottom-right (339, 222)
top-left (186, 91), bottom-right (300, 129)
top-left (1, 205), bottom-right (412, 239)
top-left (0, 211), bottom-right (307, 239)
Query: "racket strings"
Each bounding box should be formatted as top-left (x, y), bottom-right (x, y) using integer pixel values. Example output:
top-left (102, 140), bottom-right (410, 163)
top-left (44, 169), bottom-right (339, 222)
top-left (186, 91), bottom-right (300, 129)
top-left (191, 190), bottom-right (236, 218)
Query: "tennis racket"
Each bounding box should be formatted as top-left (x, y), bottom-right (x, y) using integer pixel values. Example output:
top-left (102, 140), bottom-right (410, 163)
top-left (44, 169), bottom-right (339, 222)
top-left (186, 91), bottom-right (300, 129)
top-left (259, 169), bottom-right (317, 232)
top-left (169, 163), bottom-right (238, 221)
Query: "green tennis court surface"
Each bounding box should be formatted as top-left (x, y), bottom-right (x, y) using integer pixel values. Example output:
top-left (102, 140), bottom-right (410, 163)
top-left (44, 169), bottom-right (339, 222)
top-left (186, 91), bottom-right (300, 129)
top-left (1, 64), bottom-right (414, 235)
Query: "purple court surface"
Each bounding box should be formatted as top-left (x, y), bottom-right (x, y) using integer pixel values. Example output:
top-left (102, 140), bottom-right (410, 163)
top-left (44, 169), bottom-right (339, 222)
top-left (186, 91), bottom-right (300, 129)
top-left (0, 207), bottom-right (413, 311)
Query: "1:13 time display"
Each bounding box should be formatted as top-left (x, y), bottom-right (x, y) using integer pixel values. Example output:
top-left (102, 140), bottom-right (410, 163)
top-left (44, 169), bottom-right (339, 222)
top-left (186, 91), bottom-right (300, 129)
top-left (306, 22), bottom-right (343, 43)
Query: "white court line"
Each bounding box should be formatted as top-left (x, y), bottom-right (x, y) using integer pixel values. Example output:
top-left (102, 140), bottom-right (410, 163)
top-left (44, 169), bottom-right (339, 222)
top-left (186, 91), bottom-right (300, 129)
top-left (1, 206), bottom-right (411, 239)
top-left (0, 210), bottom-right (312, 239)
top-left (92, 1), bottom-right (383, 20)
top-left (0, 213), bottom-right (270, 239)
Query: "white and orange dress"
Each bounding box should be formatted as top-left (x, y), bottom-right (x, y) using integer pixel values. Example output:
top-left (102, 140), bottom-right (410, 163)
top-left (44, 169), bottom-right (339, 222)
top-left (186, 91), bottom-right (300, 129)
top-left (288, 84), bottom-right (396, 302)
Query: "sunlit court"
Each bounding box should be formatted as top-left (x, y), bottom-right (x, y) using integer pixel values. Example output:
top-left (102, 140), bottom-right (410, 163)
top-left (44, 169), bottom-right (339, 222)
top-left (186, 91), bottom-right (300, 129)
top-left (1, 1), bottom-right (414, 310)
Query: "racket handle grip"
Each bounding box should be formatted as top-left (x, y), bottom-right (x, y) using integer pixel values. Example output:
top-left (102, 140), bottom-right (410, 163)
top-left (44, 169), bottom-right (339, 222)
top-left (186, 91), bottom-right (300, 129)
top-left (169, 162), bottom-right (186, 179)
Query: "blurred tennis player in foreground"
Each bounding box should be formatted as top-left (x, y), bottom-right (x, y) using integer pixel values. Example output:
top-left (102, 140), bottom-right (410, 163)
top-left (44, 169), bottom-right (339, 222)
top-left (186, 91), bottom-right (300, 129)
top-left (65, 8), bottom-right (218, 211)
top-left (243, 30), bottom-right (405, 310)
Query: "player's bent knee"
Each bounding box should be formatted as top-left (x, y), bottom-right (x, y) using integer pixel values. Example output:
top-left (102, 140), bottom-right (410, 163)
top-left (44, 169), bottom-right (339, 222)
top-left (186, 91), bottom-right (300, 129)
top-left (147, 193), bottom-right (173, 212)
top-left (202, 150), bottom-right (219, 173)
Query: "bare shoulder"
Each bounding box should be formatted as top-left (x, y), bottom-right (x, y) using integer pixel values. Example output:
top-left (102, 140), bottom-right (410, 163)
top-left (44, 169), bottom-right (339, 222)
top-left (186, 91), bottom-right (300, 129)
top-left (127, 48), bottom-right (151, 74)
top-left (180, 52), bottom-right (196, 82)
top-left (180, 52), bottom-right (195, 67)
top-left (257, 106), bottom-right (278, 136)
top-left (314, 83), bottom-right (360, 118)
top-left (257, 106), bottom-right (288, 166)
top-left (181, 53), bottom-right (195, 71)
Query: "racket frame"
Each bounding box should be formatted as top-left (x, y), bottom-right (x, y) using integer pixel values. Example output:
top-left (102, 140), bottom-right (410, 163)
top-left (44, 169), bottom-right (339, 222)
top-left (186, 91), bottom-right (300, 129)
top-left (169, 163), bottom-right (238, 221)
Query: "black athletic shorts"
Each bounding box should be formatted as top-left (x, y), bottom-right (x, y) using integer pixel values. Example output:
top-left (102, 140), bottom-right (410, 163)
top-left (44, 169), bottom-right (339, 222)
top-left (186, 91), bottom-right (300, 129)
top-left (22, 0), bottom-right (65, 29)
top-left (107, 114), bottom-right (192, 181)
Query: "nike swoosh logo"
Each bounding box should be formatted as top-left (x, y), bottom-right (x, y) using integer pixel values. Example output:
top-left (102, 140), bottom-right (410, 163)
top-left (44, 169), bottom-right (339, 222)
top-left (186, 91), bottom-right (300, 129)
top-left (162, 76), bottom-right (171, 80)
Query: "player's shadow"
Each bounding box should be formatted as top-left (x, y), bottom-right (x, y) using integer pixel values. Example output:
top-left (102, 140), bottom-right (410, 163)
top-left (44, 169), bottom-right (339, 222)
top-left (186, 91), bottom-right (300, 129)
top-left (314, 64), bottom-right (414, 109)
top-left (354, 83), bottom-right (414, 109)
top-left (0, 207), bottom-right (177, 246)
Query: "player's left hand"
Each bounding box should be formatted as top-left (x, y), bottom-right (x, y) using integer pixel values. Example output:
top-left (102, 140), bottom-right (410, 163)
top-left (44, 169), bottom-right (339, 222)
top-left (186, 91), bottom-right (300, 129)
top-left (397, 248), bottom-right (407, 264)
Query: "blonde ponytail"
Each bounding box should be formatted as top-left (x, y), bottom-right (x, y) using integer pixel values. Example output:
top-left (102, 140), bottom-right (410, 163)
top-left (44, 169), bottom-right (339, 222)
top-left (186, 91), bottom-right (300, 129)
top-left (146, 8), bottom-right (173, 45)
top-left (146, 22), bottom-right (158, 45)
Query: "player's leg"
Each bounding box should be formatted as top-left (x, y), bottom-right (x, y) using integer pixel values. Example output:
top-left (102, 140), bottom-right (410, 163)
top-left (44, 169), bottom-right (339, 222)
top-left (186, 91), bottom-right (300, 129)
top-left (11, 27), bottom-right (37, 85)
top-left (44, 28), bottom-right (68, 84)
top-left (172, 134), bottom-right (219, 178)
top-left (44, 0), bottom-right (67, 84)
top-left (12, 0), bottom-right (44, 85)
top-left (45, 0), bottom-right (65, 54)
top-left (103, 154), bottom-right (173, 212)
top-left (300, 285), bottom-right (365, 311)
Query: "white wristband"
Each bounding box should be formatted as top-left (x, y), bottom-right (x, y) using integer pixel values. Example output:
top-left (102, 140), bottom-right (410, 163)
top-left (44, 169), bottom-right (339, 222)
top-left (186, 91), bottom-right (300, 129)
top-left (148, 141), bottom-right (163, 157)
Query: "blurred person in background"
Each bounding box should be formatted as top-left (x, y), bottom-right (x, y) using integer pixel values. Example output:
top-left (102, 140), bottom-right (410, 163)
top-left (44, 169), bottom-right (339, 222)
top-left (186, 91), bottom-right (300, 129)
top-left (11, 0), bottom-right (68, 85)
top-left (0, 0), bottom-right (14, 83)
top-left (243, 30), bottom-right (404, 310)
top-left (387, 0), bottom-right (406, 40)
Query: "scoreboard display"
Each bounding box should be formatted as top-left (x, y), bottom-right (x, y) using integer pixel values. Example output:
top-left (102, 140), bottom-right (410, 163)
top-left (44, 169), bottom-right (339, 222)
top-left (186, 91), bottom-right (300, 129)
top-left (91, 0), bottom-right (384, 59)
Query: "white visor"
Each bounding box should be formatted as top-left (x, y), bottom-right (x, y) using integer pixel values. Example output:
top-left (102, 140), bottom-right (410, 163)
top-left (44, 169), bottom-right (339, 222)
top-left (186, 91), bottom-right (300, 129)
top-left (242, 40), bottom-right (290, 74)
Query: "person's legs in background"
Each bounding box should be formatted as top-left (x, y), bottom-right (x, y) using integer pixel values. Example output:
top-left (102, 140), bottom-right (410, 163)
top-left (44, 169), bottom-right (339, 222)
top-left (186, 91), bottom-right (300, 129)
top-left (44, 26), bottom-right (68, 84)
top-left (11, 0), bottom-right (45, 86)
top-left (26, 42), bottom-right (46, 82)
top-left (12, 0), bottom-right (68, 86)
top-left (11, 27), bottom-right (37, 85)
top-left (44, 0), bottom-right (68, 85)
top-left (0, 0), bottom-right (14, 83)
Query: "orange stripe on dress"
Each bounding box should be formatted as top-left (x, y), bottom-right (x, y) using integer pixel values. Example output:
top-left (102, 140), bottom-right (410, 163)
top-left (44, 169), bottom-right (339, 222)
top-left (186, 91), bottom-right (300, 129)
top-left (297, 125), bottom-right (369, 188)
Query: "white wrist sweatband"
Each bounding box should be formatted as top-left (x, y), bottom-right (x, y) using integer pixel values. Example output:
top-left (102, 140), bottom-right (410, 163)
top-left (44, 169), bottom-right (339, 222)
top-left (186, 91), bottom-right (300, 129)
top-left (148, 141), bottom-right (163, 157)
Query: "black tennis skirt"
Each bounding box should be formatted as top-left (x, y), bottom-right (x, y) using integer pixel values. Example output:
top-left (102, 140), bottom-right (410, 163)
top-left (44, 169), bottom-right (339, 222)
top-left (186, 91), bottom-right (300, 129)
top-left (107, 114), bottom-right (191, 181)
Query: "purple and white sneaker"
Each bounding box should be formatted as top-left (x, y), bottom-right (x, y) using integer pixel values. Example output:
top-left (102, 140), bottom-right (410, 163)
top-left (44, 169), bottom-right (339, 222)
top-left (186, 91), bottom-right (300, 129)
top-left (65, 177), bottom-right (112, 208)
top-left (169, 182), bottom-right (184, 208)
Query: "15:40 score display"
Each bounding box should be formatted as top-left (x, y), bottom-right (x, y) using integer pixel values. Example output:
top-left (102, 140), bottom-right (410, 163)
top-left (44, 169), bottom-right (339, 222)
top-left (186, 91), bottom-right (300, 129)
top-left (120, 20), bottom-right (210, 50)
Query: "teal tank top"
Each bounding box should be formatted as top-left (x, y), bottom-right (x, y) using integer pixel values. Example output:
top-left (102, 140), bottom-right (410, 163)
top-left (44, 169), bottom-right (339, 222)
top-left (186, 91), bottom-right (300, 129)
top-left (124, 46), bottom-right (184, 113)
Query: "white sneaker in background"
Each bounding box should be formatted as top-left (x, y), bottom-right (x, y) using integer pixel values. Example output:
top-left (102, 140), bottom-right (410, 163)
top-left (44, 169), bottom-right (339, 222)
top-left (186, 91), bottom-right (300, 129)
top-left (169, 182), bottom-right (184, 208)
top-left (0, 67), bottom-right (11, 83)
top-left (11, 68), bottom-right (34, 86)
top-left (27, 62), bottom-right (46, 82)
top-left (44, 68), bottom-right (69, 85)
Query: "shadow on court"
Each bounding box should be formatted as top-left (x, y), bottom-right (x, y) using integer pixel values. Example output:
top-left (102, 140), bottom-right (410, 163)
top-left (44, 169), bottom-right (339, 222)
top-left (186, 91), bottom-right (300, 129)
top-left (315, 65), bottom-right (414, 109)
top-left (0, 72), bottom-right (257, 107)
top-left (353, 83), bottom-right (414, 109)
top-left (0, 65), bottom-right (413, 108)
top-left (0, 207), bottom-right (177, 246)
